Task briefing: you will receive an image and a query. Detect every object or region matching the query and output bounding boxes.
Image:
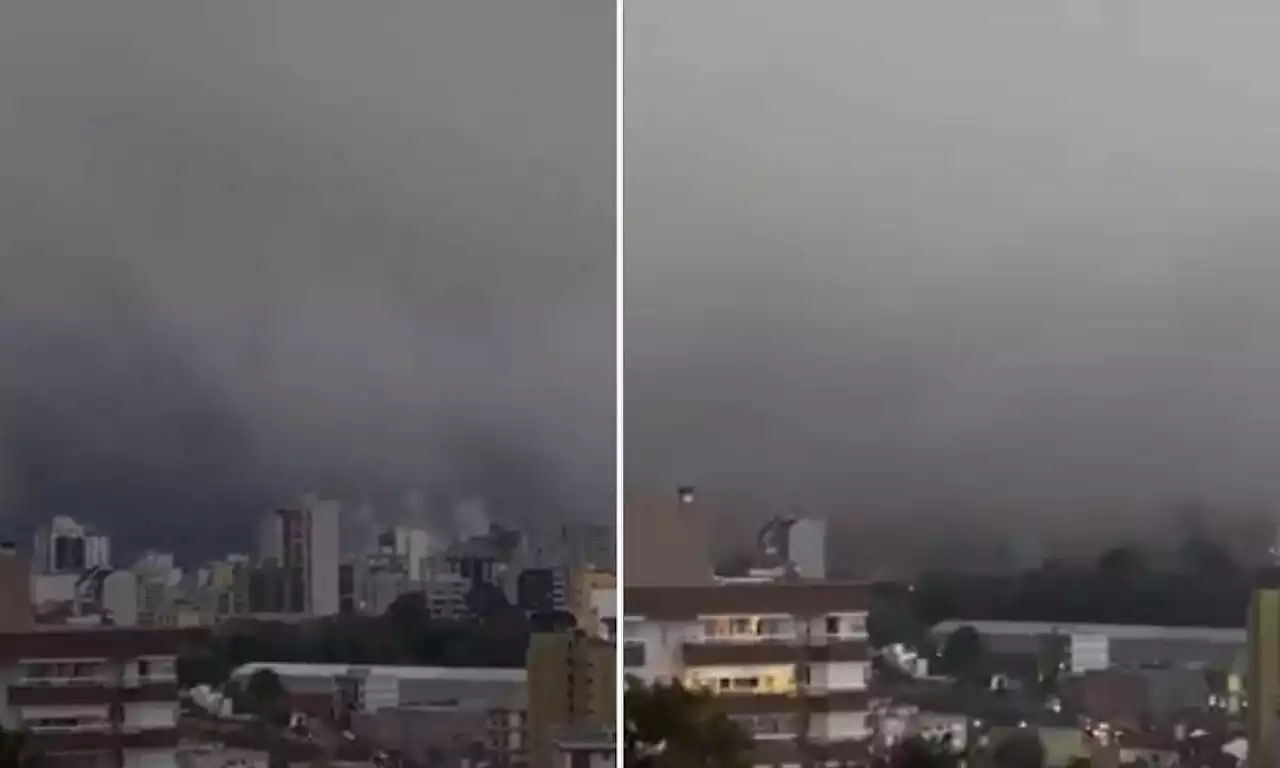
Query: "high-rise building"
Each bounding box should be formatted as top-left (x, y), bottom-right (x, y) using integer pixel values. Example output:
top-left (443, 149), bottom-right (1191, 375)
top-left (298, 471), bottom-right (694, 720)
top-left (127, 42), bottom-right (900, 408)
top-left (0, 544), bottom-right (32, 631)
top-left (32, 517), bottom-right (110, 574)
top-left (258, 497), bottom-right (341, 616)
top-left (376, 526), bottom-right (436, 582)
top-left (567, 568), bottom-right (615, 635)
top-left (756, 516), bottom-right (827, 579)
top-left (526, 630), bottom-right (615, 768)
top-left (1249, 567), bottom-right (1280, 768)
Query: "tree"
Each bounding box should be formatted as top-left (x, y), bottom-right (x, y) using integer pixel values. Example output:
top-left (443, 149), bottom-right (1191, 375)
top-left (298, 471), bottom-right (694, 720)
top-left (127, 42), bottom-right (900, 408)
top-left (246, 668), bottom-right (288, 722)
top-left (940, 626), bottom-right (986, 684)
top-left (888, 735), bottom-right (959, 768)
top-left (245, 668), bottom-right (290, 768)
top-left (0, 726), bottom-right (36, 768)
top-left (624, 677), bottom-right (751, 768)
top-left (992, 730), bottom-right (1044, 768)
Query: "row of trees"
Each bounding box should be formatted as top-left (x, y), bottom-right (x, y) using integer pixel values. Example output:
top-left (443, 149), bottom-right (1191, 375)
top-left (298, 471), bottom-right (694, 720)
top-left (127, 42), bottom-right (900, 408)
top-left (852, 533), bottom-right (1254, 648)
top-left (180, 585), bottom-right (554, 688)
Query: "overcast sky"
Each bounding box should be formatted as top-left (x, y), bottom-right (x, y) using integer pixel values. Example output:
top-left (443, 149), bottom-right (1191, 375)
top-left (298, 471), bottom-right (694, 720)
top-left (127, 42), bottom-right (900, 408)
top-left (626, 1), bottom-right (1280, 546)
top-left (0, 0), bottom-right (613, 557)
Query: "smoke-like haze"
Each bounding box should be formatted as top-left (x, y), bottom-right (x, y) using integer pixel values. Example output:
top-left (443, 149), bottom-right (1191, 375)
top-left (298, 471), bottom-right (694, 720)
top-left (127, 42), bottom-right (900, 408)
top-left (0, 1), bottom-right (613, 558)
top-left (626, 1), bottom-right (1280, 550)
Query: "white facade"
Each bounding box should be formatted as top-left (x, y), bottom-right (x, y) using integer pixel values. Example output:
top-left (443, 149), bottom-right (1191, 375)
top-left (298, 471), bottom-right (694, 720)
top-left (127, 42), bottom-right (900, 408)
top-left (423, 572), bottom-right (471, 619)
top-left (103, 571), bottom-right (139, 626)
top-left (624, 609), bottom-right (872, 744)
top-left (31, 573), bottom-right (78, 609)
top-left (0, 652), bottom-right (180, 763)
top-left (308, 499), bottom-right (340, 616)
top-left (1069, 633), bottom-right (1110, 673)
top-left (788, 519), bottom-right (827, 580)
top-left (257, 496), bottom-right (341, 616)
top-left (384, 526), bottom-right (437, 582)
top-left (32, 516), bottom-right (111, 574)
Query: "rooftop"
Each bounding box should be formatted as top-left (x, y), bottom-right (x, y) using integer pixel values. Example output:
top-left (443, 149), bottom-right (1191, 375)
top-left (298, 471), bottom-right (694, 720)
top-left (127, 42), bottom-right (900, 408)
top-left (230, 662), bottom-right (526, 683)
top-left (626, 580), bottom-right (874, 619)
top-left (931, 620), bottom-right (1246, 643)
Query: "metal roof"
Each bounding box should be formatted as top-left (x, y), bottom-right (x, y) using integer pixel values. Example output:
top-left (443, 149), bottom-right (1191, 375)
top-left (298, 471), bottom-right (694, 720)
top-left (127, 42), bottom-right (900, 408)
top-left (229, 662), bottom-right (526, 683)
top-left (931, 620), bottom-right (1245, 643)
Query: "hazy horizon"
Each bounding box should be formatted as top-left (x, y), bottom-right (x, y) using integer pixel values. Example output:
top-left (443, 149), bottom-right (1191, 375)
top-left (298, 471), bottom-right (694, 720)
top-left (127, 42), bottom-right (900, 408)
top-left (0, 0), bottom-right (613, 558)
top-left (626, 0), bottom-right (1280, 550)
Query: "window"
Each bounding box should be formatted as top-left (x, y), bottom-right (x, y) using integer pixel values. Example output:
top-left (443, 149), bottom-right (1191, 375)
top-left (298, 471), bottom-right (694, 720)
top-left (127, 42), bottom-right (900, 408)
top-left (842, 614), bottom-right (867, 635)
top-left (758, 618), bottom-right (788, 637)
top-left (796, 664), bottom-right (811, 686)
top-left (825, 616), bottom-right (840, 636)
top-left (731, 618), bottom-right (752, 635)
top-left (623, 642), bottom-right (646, 668)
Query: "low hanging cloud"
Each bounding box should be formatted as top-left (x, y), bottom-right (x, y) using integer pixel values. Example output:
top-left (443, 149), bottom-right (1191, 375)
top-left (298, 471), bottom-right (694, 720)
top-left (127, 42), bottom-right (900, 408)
top-left (0, 0), bottom-right (613, 558)
top-left (626, 0), bottom-right (1280, 556)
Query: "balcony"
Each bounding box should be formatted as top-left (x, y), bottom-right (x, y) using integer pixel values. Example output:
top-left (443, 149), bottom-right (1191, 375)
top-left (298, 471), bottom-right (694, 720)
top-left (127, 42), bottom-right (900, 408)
top-left (9, 682), bottom-right (179, 706)
top-left (27, 727), bottom-right (179, 753)
top-left (711, 689), bottom-right (870, 715)
top-left (682, 639), bottom-right (870, 666)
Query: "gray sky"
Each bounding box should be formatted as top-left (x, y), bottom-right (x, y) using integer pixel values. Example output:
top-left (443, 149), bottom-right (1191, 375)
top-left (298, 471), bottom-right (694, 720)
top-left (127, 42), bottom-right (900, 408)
top-left (626, 1), bottom-right (1280, 547)
top-left (0, 0), bottom-right (613, 557)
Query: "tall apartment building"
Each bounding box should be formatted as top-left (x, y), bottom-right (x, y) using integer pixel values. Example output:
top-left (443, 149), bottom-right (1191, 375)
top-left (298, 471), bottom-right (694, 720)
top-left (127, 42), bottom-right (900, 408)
top-left (0, 626), bottom-right (204, 763)
top-left (1249, 567), bottom-right (1280, 768)
top-left (517, 567), bottom-right (567, 615)
top-left (258, 497), bottom-right (340, 616)
top-left (623, 581), bottom-right (873, 767)
top-left (568, 569), bottom-right (615, 636)
top-left (377, 526), bottom-right (436, 582)
top-left (33, 516), bottom-right (111, 574)
top-left (0, 544), bottom-right (32, 631)
top-left (526, 630), bottom-right (615, 768)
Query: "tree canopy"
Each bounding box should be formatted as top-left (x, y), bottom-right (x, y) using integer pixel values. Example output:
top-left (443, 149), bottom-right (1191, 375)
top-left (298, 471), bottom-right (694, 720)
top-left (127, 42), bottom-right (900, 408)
top-left (624, 677), bottom-right (752, 768)
top-left (179, 584), bottom-right (532, 688)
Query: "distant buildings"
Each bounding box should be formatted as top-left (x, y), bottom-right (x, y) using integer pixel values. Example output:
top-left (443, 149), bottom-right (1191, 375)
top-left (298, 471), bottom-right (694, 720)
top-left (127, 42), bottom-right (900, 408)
top-left (755, 515), bottom-right (827, 579)
top-left (32, 516), bottom-right (110, 574)
top-left (257, 496), bottom-right (340, 616)
top-left (17, 495), bottom-right (611, 630)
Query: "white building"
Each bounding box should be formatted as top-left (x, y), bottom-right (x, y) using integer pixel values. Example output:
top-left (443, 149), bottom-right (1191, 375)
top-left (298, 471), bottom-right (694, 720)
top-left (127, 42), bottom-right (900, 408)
top-left (0, 627), bottom-right (193, 765)
top-left (624, 582), bottom-right (873, 765)
top-left (32, 516), bottom-right (110, 574)
top-left (258, 496), bottom-right (341, 616)
top-left (378, 526), bottom-right (438, 582)
top-left (755, 517), bottom-right (827, 580)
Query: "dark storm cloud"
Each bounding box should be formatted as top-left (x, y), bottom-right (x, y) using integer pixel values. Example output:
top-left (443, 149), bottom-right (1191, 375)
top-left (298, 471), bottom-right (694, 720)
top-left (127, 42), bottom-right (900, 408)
top-left (0, 0), bottom-right (613, 557)
top-left (625, 1), bottom-right (1280, 551)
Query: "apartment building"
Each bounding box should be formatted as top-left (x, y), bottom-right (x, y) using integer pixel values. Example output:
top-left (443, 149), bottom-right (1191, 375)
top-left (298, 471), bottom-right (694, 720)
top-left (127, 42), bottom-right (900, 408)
top-left (33, 517), bottom-right (111, 575)
top-left (527, 630), bottom-right (615, 768)
top-left (623, 581), bottom-right (874, 766)
top-left (0, 626), bottom-right (205, 764)
top-left (567, 569), bottom-right (615, 637)
top-left (258, 498), bottom-right (340, 617)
